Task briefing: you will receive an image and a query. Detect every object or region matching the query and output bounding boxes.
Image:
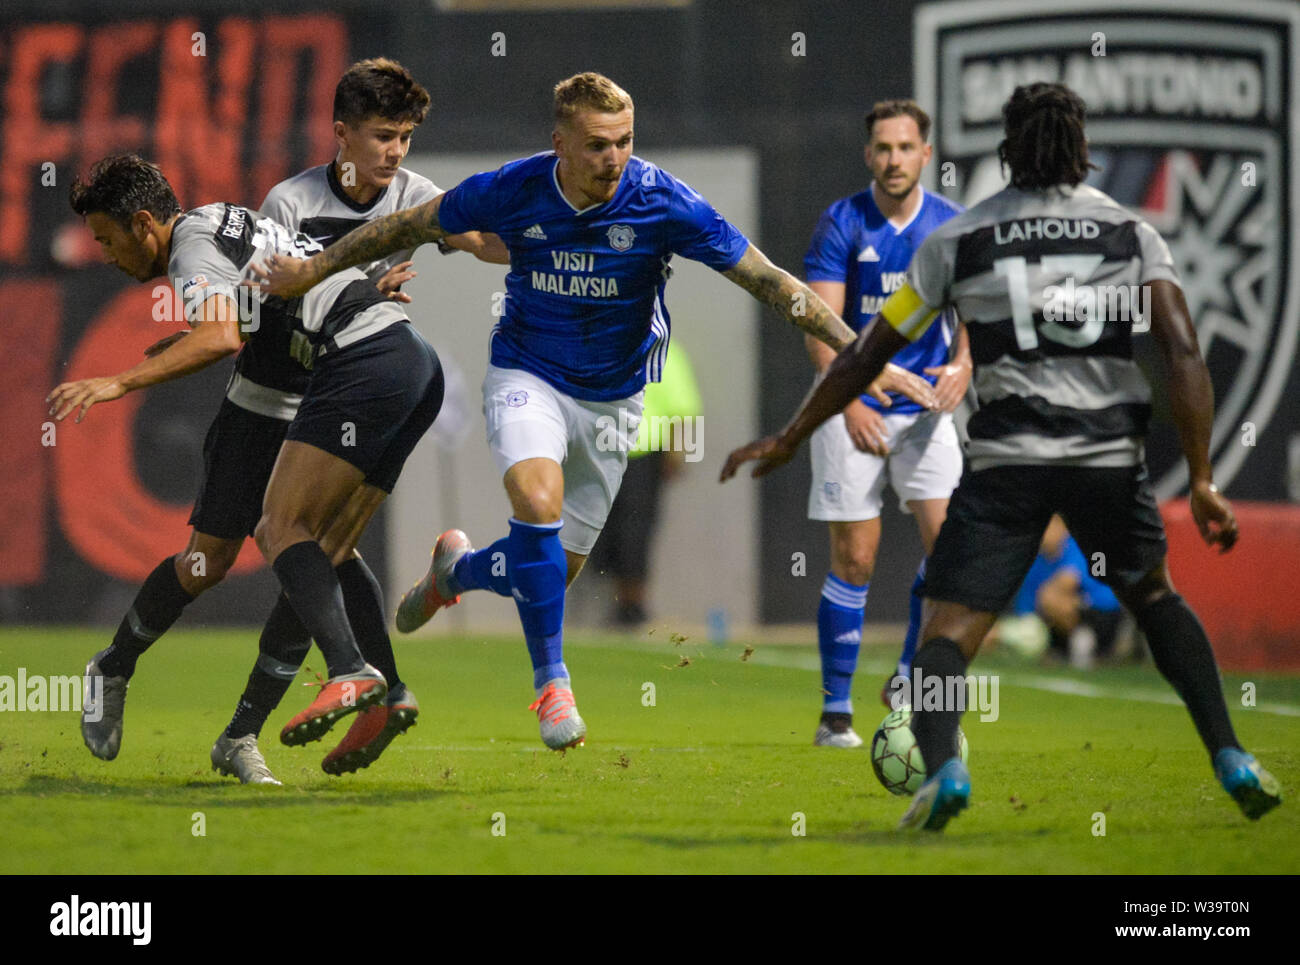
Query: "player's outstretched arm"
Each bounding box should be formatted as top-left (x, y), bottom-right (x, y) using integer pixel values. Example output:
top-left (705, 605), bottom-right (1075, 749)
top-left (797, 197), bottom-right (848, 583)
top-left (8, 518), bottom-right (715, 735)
top-left (723, 244), bottom-right (856, 351)
top-left (46, 296), bottom-right (243, 423)
top-left (1148, 278), bottom-right (1238, 552)
top-left (254, 195), bottom-right (449, 297)
top-left (720, 316), bottom-right (910, 481)
top-left (444, 231), bottom-right (511, 265)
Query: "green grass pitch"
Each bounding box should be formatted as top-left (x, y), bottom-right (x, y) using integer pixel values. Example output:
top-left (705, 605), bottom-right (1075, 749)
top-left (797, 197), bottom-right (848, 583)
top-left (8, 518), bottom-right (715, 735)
top-left (1, 627), bottom-right (1295, 874)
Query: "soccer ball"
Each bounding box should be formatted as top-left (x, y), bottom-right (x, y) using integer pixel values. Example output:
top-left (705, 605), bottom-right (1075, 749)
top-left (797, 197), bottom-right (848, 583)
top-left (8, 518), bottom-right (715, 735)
top-left (870, 707), bottom-right (969, 796)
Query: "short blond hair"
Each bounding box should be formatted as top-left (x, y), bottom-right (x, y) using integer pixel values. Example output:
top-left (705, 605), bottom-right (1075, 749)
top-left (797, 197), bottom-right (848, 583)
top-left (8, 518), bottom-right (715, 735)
top-left (553, 72), bottom-right (633, 124)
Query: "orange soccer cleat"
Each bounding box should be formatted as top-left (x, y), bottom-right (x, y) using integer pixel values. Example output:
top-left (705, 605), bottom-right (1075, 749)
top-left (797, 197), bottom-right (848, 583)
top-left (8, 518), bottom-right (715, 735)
top-left (321, 684), bottom-right (420, 775)
top-left (280, 664), bottom-right (387, 746)
top-left (529, 679), bottom-right (587, 750)
top-left (394, 529), bottom-right (473, 633)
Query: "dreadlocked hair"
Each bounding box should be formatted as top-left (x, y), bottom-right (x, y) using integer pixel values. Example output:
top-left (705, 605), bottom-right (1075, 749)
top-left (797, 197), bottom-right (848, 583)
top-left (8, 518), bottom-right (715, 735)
top-left (997, 83), bottom-right (1098, 190)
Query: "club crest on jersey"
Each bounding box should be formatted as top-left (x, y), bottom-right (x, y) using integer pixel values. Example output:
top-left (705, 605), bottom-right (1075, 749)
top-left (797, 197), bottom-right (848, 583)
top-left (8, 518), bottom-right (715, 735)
top-left (607, 224), bottom-right (635, 252)
top-left (917, 0), bottom-right (1298, 500)
top-left (506, 390), bottom-right (529, 408)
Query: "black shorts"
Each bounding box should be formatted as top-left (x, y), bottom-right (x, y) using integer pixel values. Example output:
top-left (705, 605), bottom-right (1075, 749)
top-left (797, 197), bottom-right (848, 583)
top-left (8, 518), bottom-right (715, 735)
top-left (924, 463), bottom-right (1168, 613)
top-left (285, 322), bottom-right (444, 493)
top-left (189, 399), bottom-right (290, 540)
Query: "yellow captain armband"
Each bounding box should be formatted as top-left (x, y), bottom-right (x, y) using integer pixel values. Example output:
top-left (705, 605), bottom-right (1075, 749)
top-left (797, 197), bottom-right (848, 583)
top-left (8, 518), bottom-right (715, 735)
top-left (879, 283), bottom-right (940, 343)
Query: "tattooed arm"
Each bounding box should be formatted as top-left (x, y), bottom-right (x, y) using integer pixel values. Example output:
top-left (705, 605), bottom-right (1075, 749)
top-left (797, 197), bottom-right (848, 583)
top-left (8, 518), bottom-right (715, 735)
top-left (723, 245), bottom-right (856, 351)
top-left (725, 245), bottom-right (936, 409)
top-left (253, 195), bottom-right (449, 298)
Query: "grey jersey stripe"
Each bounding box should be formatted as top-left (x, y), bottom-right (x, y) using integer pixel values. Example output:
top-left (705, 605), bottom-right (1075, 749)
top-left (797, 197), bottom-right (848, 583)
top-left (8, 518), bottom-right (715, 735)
top-left (974, 355), bottom-right (1151, 411)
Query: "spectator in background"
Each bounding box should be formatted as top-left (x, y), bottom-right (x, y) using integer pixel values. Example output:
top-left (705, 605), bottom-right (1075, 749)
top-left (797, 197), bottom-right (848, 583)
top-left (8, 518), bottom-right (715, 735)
top-left (590, 340), bottom-right (703, 626)
top-left (1002, 515), bottom-right (1129, 668)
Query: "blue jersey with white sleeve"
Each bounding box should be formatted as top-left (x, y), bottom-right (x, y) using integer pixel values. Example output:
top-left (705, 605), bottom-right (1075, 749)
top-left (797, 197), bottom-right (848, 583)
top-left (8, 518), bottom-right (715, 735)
top-left (804, 186), bottom-right (963, 414)
top-left (437, 152), bottom-right (750, 401)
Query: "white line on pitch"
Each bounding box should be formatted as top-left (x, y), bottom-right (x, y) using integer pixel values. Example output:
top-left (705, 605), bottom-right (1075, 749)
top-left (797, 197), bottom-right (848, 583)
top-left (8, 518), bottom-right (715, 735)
top-left (744, 649), bottom-right (1300, 718)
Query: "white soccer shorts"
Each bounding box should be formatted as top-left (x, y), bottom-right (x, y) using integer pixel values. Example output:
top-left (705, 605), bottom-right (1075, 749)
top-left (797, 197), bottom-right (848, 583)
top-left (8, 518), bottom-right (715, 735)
top-left (482, 363), bottom-right (644, 555)
top-left (807, 407), bottom-right (962, 521)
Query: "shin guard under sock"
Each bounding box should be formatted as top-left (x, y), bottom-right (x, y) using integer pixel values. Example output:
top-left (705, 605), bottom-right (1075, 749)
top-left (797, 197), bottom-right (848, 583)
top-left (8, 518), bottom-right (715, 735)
top-left (99, 559), bottom-right (194, 679)
top-left (909, 636), bottom-right (969, 775)
top-left (1134, 593), bottom-right (1240, 757)
top-left (271, 541), bottom-right (364, 678)
top-left (506, 519), bottom-right (568, 689)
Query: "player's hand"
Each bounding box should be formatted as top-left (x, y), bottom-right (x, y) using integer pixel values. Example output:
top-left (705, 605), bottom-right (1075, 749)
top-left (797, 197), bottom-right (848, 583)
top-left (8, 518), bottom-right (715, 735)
top-left (924, 359), bottom-right (972, 412)
top-left (143, 331), bottom-right (188, 357)
top-left (843, 398), bottom-right (889, 455)
top-left (375, 261), bottom-right (416, 303)
top-left (719, 434), bottom-right (795, 482)
top-left (46, 376), bottom-right (127, 423)
top-left (246, 253), bottom-right (318, 298)
top-left (867, 362), bottom-right (937, 410)
top-left (1190, 481), bottom-right (1238, 553)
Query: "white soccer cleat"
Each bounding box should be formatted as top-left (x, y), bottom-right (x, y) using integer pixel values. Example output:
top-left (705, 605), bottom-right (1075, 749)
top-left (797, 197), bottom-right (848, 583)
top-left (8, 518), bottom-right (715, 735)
top-left (395, 529), bottom-right (472, 633)
top-left (814, 712), bottom-right (864, 748)
top-left (82, 651), bottom-right (128, 761)
top-left (529, 679), bottom-right (587, 750)
top-left (211, 733), bottom-right (282, 785)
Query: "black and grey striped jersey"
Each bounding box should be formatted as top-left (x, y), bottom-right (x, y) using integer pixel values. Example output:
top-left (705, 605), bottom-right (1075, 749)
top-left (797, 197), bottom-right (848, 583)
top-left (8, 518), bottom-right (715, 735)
top-left (259, 163), bottom-right (442, 284)
top-left (168, 202), bottom-right (404, 419)
top-left (884, 183), bottom-right (1180, 471)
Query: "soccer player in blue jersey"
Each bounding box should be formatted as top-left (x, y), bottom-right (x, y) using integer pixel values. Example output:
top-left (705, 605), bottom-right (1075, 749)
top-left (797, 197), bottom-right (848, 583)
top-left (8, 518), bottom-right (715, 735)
top-left (803, 101), bottom-right (970, 748)
top-left (255, 72), bottom-right (935, 750)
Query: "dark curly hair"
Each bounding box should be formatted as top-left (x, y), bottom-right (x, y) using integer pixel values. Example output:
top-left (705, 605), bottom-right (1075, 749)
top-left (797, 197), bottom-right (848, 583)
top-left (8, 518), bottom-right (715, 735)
top-left (334, 57), bottom-right (430, 127)
top-left (998, 83), bottom-right (1098, 190)
top-left (69, 154), bottom-right (181, 227)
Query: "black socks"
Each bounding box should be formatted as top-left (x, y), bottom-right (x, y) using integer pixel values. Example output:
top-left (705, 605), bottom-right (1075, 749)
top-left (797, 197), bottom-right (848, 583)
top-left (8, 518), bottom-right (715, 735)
top-left (1135, 593), bottom-right (1241, 757)
top-left (98, 559), bottom-right (194, 679)
top-left (225, 593), bottom-right (312, 740)
top-left (909, 636), bottom-right (969, 775)
top-left (337, 557), bottom-right (402, 692)
top-left (271, 541), bottom-right (364, 677)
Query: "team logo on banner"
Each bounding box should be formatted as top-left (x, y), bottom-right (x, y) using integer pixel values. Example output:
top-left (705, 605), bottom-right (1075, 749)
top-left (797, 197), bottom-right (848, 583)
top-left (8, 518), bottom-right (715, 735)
top-left (915, 0), bottom-right (1299, 498)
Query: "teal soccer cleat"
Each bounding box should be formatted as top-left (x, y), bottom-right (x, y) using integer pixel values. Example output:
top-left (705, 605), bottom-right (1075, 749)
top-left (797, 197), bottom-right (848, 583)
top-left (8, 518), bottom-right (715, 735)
top-left (1214, 748), bottom-right (1282, 820)
top-left (898, 757), bottom-right (971, 832)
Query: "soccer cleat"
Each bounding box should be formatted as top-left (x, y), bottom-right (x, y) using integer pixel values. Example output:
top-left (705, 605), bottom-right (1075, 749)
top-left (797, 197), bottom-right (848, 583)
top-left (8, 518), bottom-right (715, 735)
top-left (81, 651), bottom-right (128, 761)
top-left (321, 684), bottom-right (420, 775)
top-left (529, 679), bottom-right (586, 750)
top-left (280, 664), bottom-right (387, 746)
top-left (814, 712), bottom-right (864, 748)
top-left (211, 733), bottom-right (282, 785)
top-left (898, 757), bottom-right (971, 832)
top-left (1214, 748), bottom-right (1282, 820)
top-left (395, 529), bottom-right (472, 633)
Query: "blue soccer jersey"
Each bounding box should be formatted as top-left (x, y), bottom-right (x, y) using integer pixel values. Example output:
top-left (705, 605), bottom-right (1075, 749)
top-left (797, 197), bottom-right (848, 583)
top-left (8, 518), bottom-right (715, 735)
top-left (804, 186), bottom-right (963, 413)
top-left (437, 152), bottom-right (750, 401)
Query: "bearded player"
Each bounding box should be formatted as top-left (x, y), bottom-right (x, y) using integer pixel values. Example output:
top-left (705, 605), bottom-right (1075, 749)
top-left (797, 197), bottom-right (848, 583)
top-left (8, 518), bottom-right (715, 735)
top-left (803, 100), bottom-right (970, 748)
